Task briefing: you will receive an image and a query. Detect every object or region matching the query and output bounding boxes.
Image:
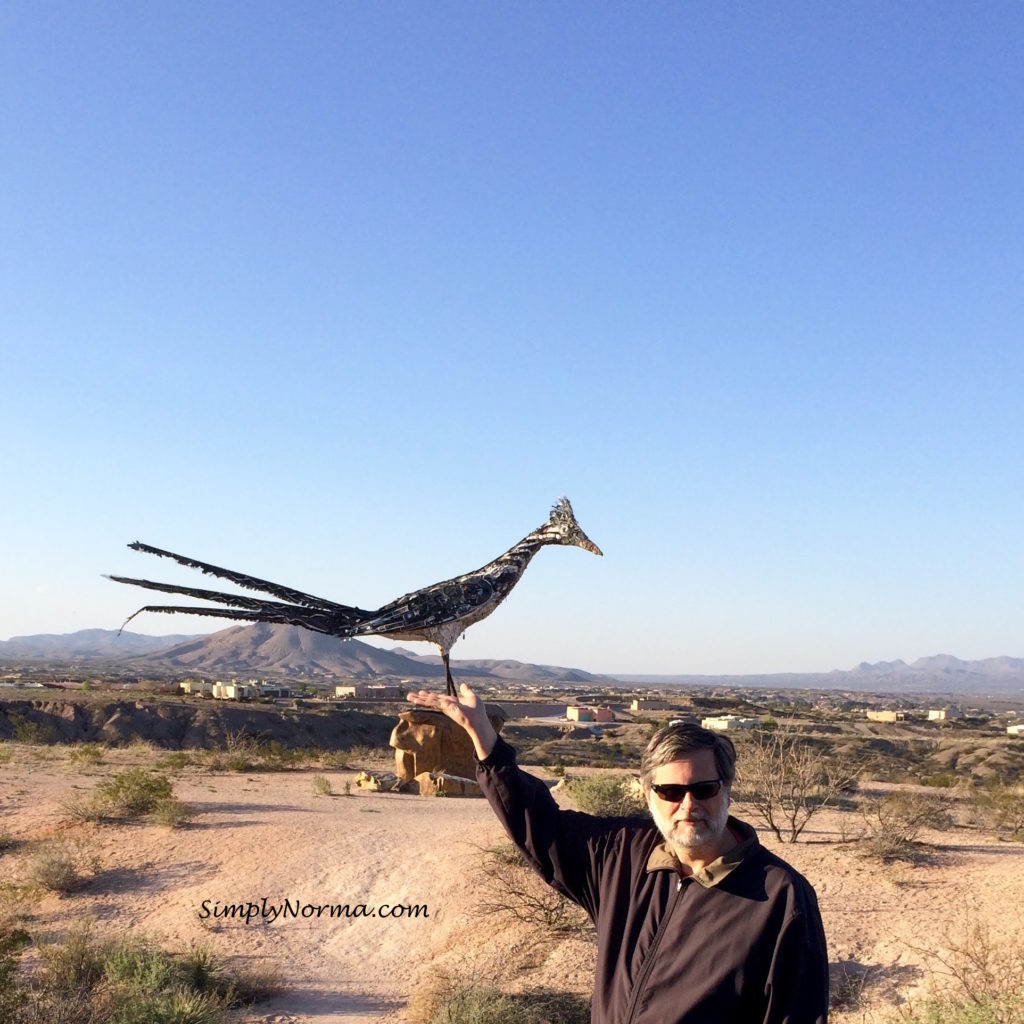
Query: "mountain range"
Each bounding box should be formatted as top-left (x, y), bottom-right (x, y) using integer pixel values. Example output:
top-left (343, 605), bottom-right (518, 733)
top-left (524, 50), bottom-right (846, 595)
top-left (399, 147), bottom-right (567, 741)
top-left (0, 624), bottom-right (603, 683)
top-left (1, 626), bottom-right (1022, 696)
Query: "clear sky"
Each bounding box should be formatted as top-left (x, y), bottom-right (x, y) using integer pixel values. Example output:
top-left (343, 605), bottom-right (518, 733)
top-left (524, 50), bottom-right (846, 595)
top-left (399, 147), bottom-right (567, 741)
top-left (2, 3), bottom-right (1022, 676)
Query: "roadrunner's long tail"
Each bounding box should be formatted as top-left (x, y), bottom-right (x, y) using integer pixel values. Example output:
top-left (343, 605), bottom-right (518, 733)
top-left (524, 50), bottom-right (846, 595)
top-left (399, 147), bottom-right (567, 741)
top-left (107, 542), bottom-right (372, 636)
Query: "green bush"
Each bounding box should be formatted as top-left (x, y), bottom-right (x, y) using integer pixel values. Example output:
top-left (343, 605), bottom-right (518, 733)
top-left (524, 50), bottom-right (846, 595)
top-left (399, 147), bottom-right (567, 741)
top-left (411, 977), bottom-right (590, 1024)
top-left (68, 743), bottom-right (105, 765)
top-left (563, 775), bottom-right (646, 817)
top-left (93, 769), bottom-right (174, 818)
top-left (9, 929), bottom-right (281, 1024)
top-left (881, 922), bottom-right (1024, 1024)
top-left (150, 797), bottom-right (193, 829)
top-left (312, 775), bottom-right (333, 796)
top-left (8, 714), bottom-right (58, 745)
top-left (26, 844), bottom-right (80, 894)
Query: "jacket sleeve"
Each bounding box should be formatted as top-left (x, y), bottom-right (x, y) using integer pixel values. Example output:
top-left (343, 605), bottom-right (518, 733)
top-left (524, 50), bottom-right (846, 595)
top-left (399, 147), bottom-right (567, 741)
top-left (475, 736), bottom-right (614, 920)
top-left (763, 885), bottom-right (830, 1024)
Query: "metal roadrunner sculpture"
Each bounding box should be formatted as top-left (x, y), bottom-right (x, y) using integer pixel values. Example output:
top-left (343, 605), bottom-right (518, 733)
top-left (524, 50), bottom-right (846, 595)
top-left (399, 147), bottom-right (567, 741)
top-left (109, 497), bottom-right (602, 696)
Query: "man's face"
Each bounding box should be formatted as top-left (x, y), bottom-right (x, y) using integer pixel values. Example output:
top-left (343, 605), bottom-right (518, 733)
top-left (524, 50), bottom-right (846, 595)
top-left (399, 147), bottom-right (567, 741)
top-left (646, 749), bottom-right (731, 857)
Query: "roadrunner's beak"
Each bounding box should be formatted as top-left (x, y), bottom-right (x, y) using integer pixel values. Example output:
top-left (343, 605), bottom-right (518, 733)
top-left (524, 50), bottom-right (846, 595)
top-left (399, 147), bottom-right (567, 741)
top-left (578, 536), bottom-right (603, 556)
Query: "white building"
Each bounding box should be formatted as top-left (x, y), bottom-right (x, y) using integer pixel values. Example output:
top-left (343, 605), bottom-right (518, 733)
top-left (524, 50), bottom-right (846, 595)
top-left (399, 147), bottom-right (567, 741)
top-left (212, 682), bottom-right (249, 700)
top-left (701, 715), bottom-right (760, 732)
top-left (334, 683), bottom-right (404, 699)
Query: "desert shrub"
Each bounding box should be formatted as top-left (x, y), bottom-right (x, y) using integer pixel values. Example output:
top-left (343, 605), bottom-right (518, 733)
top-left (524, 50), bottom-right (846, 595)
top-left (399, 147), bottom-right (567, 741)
top-left (476, 842), bottom-right (588, 934)
top-left (410, 973), bottom-right (590, 1024)
top-left (150, 797), bottom-right (193, 829)
top-left (8, 714), bottom-right (58, 745)
top-left (108, 987), bottom-right (222, 1024)
top-left (26, 844), bottom-right (80, 894)
top-left (261, 741), bottom-right (312, 768)
top-left (862, 793), bottom-right (954, 863)
top-left (219, 963), bottom-right (284, 1006)
top-left (883, 922), bottom-right (1024, 1024)
top-left (0, 745), bottom-right (13, 766)
top-left (334, 743), bottom-right (394, 769)
top-left (162, 750), bottom-right (197, 771)
top-left (921, 772), bottom-right (959, 788)
top-left (93, 769), bottom-right (174, 818)
top-left (67, 744), bottom-right (104, 766)
top-left (1, 925), bottom-right (30, 1019)
top-left (972, 782), bottom-right (1024, 840)
top-left (737, 726), bottom-right (862, 843)
top-left (14, 929), bottom-right (280, 1024)
top-left (220, 730), bottom-right (262, 772)
top-left (65, 769), bottom-right (183, 826)
top-left (38, 925), bottom-right (105, 991)
top-left (312, 775), bottom-right (332, 796)
top-left (563, 775), bottom-right (646, 817)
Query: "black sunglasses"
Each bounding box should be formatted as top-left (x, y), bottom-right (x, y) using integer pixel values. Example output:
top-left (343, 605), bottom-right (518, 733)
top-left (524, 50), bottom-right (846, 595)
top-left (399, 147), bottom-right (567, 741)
top-left (649, 780), bottom-right (723, 802)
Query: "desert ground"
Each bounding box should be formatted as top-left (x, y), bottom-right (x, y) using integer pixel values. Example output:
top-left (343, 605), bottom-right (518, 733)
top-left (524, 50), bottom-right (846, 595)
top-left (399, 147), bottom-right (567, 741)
top-left (1, 738), bottom-right (1022, 1023)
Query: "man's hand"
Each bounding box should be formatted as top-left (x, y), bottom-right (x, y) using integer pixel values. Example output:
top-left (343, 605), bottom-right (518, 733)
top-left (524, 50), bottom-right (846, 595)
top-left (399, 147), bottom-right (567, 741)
top-left (407, 682), bottom-right (498, 760)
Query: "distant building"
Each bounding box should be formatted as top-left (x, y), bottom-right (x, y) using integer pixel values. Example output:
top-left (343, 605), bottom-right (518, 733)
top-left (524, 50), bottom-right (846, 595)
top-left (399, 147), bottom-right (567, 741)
top-left (495, 701), bottom-right (567, 719)
top-left (631, 698), bottom-right (670, 711)
top-left (1007, 724), bottom-right (1024, 737)
top-left (927, 708), bottom-right (962, 721)
top-left (866, 710), bottom-right (906, 723)
top-left (180, 680), bottom-right (214, 696)
top-left (566, 705), bottom-right (614, 723)
top-left (212, 682), bottom-right (249, 700)
top-left (334, 684), bottom-right (404, 700)
top-left (701, 715), bottom-right (760, 732)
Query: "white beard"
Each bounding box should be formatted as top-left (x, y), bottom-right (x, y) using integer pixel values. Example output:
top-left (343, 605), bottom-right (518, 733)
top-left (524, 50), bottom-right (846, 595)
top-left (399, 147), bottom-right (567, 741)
top-left (652, 796), bottom-right (730, 854)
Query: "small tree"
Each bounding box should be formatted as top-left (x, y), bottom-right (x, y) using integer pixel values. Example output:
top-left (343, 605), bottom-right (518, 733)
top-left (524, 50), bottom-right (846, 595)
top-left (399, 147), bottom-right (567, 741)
top-left (475, 842), bottom-right (588, 933)
top-left (974, 781), bottom-right (1024, 840)
top-left (738, 726), bottom-right (860, 843)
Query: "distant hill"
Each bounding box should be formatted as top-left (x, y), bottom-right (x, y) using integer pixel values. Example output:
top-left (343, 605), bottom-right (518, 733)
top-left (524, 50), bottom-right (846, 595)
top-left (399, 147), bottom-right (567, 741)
top-left (0, 629), bottom-right (200, 659)
top-left (2, 626), bottom-right (1021, 695)
top-left (0, 624), bottom-right (601, 683)
top-left (152, 624), bottom-right (445, 679)
top-left (620, 654), bottom-right (1024, 697)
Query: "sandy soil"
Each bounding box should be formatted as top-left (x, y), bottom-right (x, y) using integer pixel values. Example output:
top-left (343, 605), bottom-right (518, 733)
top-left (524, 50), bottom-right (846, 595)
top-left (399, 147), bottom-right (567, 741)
top-left (1, 743), bottom-right (1021, 1023)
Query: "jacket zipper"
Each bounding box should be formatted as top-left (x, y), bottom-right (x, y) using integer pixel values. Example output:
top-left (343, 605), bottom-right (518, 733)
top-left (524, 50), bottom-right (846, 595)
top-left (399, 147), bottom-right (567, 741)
top-left (622, 875), bottom-right (683, 1024)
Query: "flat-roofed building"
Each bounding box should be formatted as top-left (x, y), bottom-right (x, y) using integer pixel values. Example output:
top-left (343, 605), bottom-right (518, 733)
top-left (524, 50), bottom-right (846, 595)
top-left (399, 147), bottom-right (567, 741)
top-left (866, 710), bottom-right (906, 723)
top-left (701, 715), bottom-right (760, 732)
top-left (567, 705), bottom-right (614, 723)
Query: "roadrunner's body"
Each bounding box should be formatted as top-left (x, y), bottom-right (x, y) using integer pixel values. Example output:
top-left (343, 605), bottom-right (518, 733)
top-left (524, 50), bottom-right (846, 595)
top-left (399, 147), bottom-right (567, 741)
top-left (109, 498), bottom-right (602, 694)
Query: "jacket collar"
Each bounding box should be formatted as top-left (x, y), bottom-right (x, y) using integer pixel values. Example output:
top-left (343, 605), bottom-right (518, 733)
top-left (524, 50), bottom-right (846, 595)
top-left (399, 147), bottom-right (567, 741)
top-left (645, 816), bottom-right (758, 888)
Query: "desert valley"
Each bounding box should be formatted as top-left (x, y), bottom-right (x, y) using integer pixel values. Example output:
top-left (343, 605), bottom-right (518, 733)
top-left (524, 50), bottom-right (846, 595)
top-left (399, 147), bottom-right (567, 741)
top-left (1, 626), bottom-right (1023, 1023)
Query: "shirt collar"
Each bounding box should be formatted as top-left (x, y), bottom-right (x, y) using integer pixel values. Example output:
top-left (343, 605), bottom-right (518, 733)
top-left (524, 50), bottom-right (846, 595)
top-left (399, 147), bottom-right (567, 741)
top-left (645, 816), bottom-right (758, 888)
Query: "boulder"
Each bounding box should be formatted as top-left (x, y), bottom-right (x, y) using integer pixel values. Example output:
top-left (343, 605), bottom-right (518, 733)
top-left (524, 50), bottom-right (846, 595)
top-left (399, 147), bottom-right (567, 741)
top-left (354, 770), bottom-right (401, 791)
top-left (414, 771), bottom-right (479, 797)
top-left (390, 706), bottom-right (506, 792)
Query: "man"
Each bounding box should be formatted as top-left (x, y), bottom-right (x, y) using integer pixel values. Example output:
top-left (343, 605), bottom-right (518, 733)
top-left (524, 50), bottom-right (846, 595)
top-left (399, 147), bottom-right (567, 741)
top-left (408, 683), bottom-right (829, 1024)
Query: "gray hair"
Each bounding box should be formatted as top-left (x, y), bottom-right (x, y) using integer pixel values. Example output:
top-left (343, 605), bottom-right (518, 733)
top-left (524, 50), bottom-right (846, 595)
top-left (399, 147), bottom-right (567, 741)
top-left (640, 722), bottom-right (737, 789)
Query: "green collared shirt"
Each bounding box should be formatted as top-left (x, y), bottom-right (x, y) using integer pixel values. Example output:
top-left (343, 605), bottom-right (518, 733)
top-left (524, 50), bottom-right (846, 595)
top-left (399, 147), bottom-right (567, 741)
top-left (645, 816), bottom-right (758, 888)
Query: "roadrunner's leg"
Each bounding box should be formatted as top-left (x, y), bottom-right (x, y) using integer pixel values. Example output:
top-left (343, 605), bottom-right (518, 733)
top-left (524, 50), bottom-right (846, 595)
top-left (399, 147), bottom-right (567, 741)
top-left (442, 652), bottom-right (456, 697)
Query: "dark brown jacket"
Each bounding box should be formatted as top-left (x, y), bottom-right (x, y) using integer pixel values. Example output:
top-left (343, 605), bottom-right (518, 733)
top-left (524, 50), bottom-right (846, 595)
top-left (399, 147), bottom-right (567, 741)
top-left (477, 737), bottom-right (829, 1024)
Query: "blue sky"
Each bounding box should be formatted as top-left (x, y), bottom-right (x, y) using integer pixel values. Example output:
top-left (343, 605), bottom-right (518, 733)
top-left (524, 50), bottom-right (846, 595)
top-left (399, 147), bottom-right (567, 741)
top-left (2, 3), bottom-right (1022, 675)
